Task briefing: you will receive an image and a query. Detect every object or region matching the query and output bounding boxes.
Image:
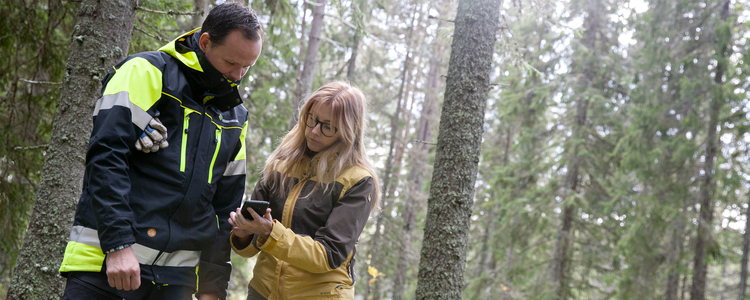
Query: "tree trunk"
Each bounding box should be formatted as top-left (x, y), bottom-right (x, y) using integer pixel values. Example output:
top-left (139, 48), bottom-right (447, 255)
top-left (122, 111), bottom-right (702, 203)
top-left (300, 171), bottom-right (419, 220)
top-left (346, 0), bottom-right (363, 81)
top-left (681, 271), bottom-right (688, 300)
top-left (690, 2), bottom-right (729, 299)
top-left (720, 258), bottom-right (727, 300)
top-left (290, 0), bottom-right (325, 128)
top-left (346, 29), bottom-right (360, 82)
top-left (666, 214), bottom-right (685, 300)
top-left (363, 211), bottom-right (384, 300)
top-left (740, 192), bottom-right (750, 300)
top-left (189, 0), bottom-right (209, 29)
top-left (414, 0), bottom-right (500, 298)
top-left (370, 6), bottom-right (419, 299)
top-left (391, 16), bottom-right (446, 299)
top-left (7, 0), bottom-right (136, 299)
top-left (550, 1), bottom-right (599, 298)
top-left (291, 4), bottom-right (307, 129)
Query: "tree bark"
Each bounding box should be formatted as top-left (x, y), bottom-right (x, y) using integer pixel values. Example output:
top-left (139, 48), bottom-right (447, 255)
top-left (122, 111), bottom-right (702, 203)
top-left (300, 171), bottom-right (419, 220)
top-left (414, 0), bottom-right (500, 298)
top-left (740, 192), bottom-right (750, 300)
top-left (290, 0), bottom-right (325, 128)
top-left (7, 0), bottom-right (136, 299)
top-left (690, 1), bottom-right (729, 299)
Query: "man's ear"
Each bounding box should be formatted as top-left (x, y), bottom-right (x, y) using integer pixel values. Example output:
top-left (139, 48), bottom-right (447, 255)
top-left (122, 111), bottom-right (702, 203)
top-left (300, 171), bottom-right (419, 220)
top-left (199, 32), bottom-right (210, 52)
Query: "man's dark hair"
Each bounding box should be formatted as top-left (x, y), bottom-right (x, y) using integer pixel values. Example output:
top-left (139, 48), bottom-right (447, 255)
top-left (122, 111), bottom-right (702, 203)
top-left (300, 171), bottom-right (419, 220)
top-left (202, 3), bottom-right (263, 45)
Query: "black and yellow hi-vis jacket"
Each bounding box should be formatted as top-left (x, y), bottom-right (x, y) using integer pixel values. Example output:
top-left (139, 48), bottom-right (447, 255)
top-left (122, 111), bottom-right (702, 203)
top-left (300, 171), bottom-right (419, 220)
top-left (59, 29), bottom-right (248, 299)
top-left (231, 149), bottom-right (375, 300)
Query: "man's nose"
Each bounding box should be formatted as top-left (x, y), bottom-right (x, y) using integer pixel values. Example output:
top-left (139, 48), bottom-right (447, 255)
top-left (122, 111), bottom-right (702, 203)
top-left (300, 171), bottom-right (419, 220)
top-left (227, 67), bottom-right (247, 82)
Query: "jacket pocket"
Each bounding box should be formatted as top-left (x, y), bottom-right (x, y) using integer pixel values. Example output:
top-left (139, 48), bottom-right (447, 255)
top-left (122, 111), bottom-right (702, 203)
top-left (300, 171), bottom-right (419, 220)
top-left (180, 109), bottom-right (199, 172)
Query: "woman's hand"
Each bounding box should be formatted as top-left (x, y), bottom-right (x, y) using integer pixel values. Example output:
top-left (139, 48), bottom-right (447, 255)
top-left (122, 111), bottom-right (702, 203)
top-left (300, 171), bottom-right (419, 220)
top-left (229, 207), bottom-right (273, 240)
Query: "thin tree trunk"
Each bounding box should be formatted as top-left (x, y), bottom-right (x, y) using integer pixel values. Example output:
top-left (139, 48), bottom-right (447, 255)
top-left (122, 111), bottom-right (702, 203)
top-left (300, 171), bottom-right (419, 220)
top-left (690, 2), bottom-right (729, 299)
top-left (346, 30), bottom-right (360, 81)
top-left (391, 18), bottom-right (445, 299)
top-left (414, 0), bottom-right (500, 298)
top-left (7, 1), bottom-right (136, 298)
top-left (740, 192), bottom-right (750, 300)
top-left (363, 209), bottom-right (385, 300)
top-left (681, 271), bottom-right (688, 300)
top-left (370, 6), bottom-right (419, 299)
top-left (189, 0), bottom-right (209, 29)
top-left (291, 0), bottom-right (325, 128)
top-left (346, 0), bottom-right (363, 81)
top-left (666, 214), bottom-right (685, 300)
top-left (720, 258), bottom-right (727, 300)
top-left (364, 191), bottom-right (396, 300)
top-left (550, 1), bottom-right (599, 298)
top-left (291, 4), bottom-right (307, 128)
top-left (474, 127), bottom-right (512, 299)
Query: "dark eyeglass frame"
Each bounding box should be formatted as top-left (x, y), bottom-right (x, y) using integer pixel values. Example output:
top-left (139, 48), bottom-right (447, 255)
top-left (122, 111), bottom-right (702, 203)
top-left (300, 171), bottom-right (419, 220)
top-left (304, 113), bottom-right (338, 137)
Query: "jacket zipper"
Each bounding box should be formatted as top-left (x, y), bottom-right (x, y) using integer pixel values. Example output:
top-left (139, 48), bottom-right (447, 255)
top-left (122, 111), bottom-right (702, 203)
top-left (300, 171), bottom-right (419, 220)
top-left (208, 127), bottom-right (222, 183)
top-left (180, 111), bottom-right (191, 172)
top-left (275, 166), bottom-right (312, 299)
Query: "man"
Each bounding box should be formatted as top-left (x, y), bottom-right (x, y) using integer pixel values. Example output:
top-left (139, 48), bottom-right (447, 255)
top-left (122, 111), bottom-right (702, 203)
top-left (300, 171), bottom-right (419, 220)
top-left (58, 3), bottom-right (262, 300)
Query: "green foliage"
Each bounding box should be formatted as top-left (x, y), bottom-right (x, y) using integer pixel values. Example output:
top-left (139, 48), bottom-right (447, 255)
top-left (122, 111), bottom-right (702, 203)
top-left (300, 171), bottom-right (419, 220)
top-left (0, 0), bottom-right (78, 282)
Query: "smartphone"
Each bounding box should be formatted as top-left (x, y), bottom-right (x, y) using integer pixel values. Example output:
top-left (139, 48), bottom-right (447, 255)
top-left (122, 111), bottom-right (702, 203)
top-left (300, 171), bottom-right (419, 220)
top-left (241, 200), bottom-right (270, 220)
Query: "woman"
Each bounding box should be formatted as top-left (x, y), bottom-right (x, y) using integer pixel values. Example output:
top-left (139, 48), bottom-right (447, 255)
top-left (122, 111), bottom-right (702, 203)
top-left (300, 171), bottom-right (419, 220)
top-left (229, 81), bottom-right (380, 300)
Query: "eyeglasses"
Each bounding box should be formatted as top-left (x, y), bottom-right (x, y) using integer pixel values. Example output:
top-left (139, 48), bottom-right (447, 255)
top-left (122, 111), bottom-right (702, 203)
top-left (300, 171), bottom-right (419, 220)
top-left (305, 113), bottom-right (338, 137)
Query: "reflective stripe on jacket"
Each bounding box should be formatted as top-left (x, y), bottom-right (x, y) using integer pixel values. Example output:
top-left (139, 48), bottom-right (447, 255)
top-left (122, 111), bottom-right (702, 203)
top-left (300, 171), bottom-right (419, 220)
top-left (231, 153), bottom-right (375, 300)
top-left (59, 28), bottom-right (248, 299)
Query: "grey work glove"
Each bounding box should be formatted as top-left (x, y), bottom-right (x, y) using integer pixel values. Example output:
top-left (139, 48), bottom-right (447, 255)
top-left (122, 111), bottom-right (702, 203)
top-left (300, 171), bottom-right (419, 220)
top-left (135, 111), bottom-right (169, 153)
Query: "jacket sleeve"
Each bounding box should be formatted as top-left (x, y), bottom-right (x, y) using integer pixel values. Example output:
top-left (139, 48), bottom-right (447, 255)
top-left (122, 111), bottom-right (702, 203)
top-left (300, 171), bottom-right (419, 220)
top-left (197, 119), bottom-right (248, 300)
top-left (229, 170), bottom-right (275, 257)
top-left (258, 176), bottom-right (374, 273)
top-left (88, 57), bottom-right (162, 252)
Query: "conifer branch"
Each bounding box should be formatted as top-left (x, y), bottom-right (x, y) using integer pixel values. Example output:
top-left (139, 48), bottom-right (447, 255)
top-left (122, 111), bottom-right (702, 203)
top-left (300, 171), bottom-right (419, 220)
top-left (135, 26), bottom-right (165, 42)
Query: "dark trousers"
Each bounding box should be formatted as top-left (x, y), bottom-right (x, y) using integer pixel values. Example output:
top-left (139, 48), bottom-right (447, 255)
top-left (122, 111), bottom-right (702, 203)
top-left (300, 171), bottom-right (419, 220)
top-left (61, 271), bottom-right (193, 300)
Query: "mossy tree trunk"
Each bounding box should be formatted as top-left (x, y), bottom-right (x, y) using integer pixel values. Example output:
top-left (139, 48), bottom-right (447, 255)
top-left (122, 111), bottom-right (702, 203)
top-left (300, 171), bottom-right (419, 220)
top-left (414, 0), bottom-right (500, 298)
top-left (7, 1), bottom-right (136, 299)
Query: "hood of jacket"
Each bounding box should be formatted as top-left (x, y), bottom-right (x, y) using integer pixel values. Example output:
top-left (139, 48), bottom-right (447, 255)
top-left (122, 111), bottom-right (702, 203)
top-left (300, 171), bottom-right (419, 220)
top-left (158, 28), bottom-right (244, 111)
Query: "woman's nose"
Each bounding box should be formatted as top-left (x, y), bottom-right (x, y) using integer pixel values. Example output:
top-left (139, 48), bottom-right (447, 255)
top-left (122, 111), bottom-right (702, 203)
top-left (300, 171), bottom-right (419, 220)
top-left (311, 123), bottom-right (322, 135)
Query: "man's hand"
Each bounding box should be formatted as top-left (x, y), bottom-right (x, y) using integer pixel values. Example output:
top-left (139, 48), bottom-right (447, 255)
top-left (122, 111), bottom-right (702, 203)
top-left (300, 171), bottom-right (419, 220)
top-left (198, 294), bottom-right (219, 300)
top-left (135, 111), bottom-right (169, 153)
top-left (105, 246), bottom-right (141, 291)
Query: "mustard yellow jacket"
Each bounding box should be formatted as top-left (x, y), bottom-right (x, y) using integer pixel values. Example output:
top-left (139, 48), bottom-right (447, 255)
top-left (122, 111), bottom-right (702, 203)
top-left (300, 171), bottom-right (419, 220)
top-left (231, 155), bottom-right (375, 299)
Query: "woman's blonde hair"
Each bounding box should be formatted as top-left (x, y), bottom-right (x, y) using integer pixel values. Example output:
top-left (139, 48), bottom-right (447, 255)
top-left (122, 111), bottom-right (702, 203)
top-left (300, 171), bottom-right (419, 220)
top-left (261, 81), bottom-right (380, 210)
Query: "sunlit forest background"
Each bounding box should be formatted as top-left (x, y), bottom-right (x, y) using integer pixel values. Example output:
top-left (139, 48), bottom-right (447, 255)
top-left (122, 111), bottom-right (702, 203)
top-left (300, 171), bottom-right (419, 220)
top-left (3, 0), bottom-right (750, 299)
